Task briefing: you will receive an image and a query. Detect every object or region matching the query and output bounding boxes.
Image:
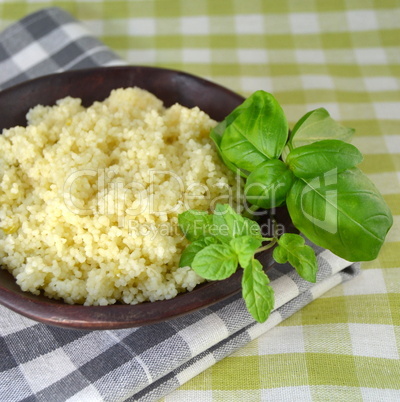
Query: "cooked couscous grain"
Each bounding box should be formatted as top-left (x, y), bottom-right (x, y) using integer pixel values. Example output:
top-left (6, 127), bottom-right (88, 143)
top-left (0, 87), bottom-right (242, 305)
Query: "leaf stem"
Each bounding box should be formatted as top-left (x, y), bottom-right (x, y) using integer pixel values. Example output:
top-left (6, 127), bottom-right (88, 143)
top-left (242, 204), bottom-right (261, 219)
top-left (255, 237), bottom-right (277, 254)
top-left (249, 204), bottom-right (260, 213)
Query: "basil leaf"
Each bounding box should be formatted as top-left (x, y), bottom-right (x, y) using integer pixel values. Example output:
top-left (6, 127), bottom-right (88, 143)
top-left (220, 131), bottom-right (269, 171)
top-left (242, 258), bottom-right (274, 323)
top-left (217, 93), bottom-right (270, 171)
top-left (286, 139), bottom-right (363, 179)
top-left (220, 90), bottom-right (288, 169)
top-left (230, 235), bottom-right (263, 268)
top-left (212, 203), bottom-right (261, 243)
top-left (211, 94), bottom-right (258, 161)
top-left (212, 204), bottom-right (238, 243)
top-left (179, 236), bottom-right (219, 268)
top-left (191, 244), bottom-right (239, 280)
top-left (225, 93), bottom-right (254, 125)
top-left (178, 210), bottom-right (213, 242)
top-left (289, 108), bottom-right (355, 149)
top-left (273, 233), bottom-right (318, 283)
top-left (286, 168), bottom-right (393, 261)
top-left (210, 122), bottom-right (249, 178)
top-left (237, 215), bottom-right (262, 238)
top-left (245, 159), bottom-right (295, 209)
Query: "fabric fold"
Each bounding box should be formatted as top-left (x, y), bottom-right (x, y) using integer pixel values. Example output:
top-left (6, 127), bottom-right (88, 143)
top-left (0, 7), bottom-right (125, 91)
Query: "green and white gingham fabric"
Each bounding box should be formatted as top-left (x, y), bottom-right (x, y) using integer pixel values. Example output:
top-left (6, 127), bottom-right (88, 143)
top-left (0, 1), bottom-right (399, 401)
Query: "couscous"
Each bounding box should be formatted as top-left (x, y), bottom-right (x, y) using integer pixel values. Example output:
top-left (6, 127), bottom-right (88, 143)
top-left (0, 87), bottom-right (242, 305)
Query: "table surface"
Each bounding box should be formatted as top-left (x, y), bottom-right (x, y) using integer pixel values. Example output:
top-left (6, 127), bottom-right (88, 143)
top-left (0, 0), bottom-right (399, 400)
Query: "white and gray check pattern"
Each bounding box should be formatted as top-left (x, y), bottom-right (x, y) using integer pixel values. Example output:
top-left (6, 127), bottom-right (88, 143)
top-left (0, 7), bottom-right (125, 91)
top-left (0, 8), bottom-right (360, 402)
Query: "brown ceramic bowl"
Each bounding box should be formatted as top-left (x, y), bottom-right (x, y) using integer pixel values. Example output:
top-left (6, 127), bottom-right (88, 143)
top-left (0, 66), bottom-right (294, 330)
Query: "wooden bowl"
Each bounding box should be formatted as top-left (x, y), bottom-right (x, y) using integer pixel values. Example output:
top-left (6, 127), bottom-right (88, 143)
top-left (0, 66), bottom-right (293, 329)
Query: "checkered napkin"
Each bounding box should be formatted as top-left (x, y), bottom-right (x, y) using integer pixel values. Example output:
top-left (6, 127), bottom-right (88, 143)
top-left (0, 7), bottom-right (361, 402)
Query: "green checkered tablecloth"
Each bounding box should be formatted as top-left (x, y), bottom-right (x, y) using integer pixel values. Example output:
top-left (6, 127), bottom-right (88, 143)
top-left (0, 0), bottom-right (399, 400)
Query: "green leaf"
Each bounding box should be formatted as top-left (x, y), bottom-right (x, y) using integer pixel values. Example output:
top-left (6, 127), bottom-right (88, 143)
top-left (289, 108), bottom-right (355, 149)
top-left (238, 216), bottom-right (262, 238)
top-left (242, 258), bottom-right (274, 323)
top-left (273, 233), bottom-right (318, 283)
top-left (179, 236), bottom-right (219, 268)
top-left (220, 132), bottom-right (269, 171)
top-left (212, 204), bottom-right (238, 243)
top-left (217, 93), bottom-right (270, 171)
top-left (230, 235), bottom-right (263, 268)
top-left (286, 139), bottom-right (363, 179)
top-left (220, 90), bottom-right (288, 169)
top-left (225, 94), bottom-right (254, 126)
top-left (178, 210), bottom-right (213, 242)
top-left (210, 122), bottom-right (249, 178)
top-left (286, 168), bottom-right (393, 261)
top-left (245, 159), bottom-right (295, 209)
top-left (192, 244), bottom-right (239, 280)
top-left (212, 203), bottom-right (261, 243)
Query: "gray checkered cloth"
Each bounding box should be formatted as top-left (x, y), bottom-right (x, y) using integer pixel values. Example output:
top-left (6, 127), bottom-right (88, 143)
top-left (0, 7), bottom-right (360, 402)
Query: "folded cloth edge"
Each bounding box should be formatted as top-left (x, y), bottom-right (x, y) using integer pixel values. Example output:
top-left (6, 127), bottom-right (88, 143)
top-left (133, 258), bottom-right (360, 401)
top-left (0, 6), bottom-right (126, 91)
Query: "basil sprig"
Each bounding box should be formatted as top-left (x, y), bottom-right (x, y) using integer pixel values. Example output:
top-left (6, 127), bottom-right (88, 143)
top-left (178, 204), bottom-right (316, 323)
top-left (178, 90), bottom-right (393, 323)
